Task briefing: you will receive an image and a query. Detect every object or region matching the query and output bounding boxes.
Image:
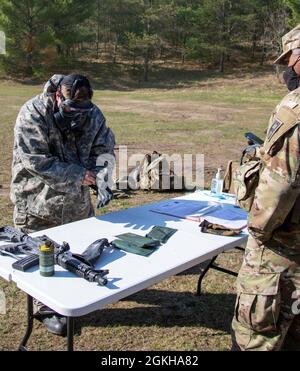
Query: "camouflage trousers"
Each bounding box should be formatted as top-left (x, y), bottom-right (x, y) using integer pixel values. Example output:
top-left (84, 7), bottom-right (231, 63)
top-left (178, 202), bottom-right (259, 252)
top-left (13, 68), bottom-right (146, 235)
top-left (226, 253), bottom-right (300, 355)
top-left (232, 236), bottom-right (300, 351)
top-left (14, 207), bottom-right (57, 234)
top-left (13, 205), bottom-right (95, 234)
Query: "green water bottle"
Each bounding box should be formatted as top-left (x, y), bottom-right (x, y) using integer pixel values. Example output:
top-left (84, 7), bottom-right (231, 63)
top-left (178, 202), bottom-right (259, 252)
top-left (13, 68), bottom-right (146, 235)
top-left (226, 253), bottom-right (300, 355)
top-left (39, 241), bottom-right (55, 277)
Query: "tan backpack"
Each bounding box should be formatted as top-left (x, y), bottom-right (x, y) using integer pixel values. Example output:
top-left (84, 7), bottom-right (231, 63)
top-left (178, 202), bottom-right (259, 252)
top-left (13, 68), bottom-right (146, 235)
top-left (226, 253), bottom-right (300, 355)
top-left (118, 152), bottom-right (188, 192)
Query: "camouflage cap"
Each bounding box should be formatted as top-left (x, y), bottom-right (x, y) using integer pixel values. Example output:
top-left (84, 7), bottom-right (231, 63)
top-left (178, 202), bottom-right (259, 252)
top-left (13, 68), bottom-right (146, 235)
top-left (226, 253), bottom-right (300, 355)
top-left (274, 24), bottom-right (300, 65)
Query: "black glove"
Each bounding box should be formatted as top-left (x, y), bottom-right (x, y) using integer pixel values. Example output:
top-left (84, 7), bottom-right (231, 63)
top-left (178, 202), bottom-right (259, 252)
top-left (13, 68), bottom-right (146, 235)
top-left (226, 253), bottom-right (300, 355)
top-left (72, 239), bottom-right (110, 266)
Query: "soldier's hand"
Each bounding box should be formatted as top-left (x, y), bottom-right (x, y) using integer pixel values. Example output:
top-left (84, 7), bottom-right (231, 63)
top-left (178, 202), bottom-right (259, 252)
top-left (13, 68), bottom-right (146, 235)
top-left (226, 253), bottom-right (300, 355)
top-left (82, 170), bottom-right (96, 186)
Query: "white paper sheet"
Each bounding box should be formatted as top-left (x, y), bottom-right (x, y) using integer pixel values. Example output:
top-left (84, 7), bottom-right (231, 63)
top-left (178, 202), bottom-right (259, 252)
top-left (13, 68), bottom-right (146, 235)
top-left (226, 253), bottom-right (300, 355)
top-left (151, 200), bottom-right (247, 229)
top-left (203, 206), bottom-right (248, 229)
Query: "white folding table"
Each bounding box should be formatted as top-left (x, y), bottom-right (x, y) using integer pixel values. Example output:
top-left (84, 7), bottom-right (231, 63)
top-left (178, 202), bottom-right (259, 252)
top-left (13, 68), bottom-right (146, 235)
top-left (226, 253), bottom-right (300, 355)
top-left (0, 191), bottom-right (248, 351)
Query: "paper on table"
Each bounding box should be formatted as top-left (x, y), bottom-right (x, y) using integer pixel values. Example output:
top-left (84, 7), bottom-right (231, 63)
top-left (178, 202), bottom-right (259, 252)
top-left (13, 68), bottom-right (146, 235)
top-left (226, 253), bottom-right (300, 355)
top-left (150, 200), bottom-right (248, 229)
top-left (202, 206), bottom-right (248, 230)
top-left (150, 200), bottom-right (221, 222)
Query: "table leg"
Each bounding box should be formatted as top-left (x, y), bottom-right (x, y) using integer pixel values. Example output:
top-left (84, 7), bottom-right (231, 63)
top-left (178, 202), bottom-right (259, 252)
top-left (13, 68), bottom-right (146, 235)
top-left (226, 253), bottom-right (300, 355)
top-left (18, 295), bottom-right (34, 351)
top-left (197, 256), bottom-right (218, 296)
top-left (18, 294), bottom-right (75, 351)
top-left (67, 317), bottom-right (75, 352)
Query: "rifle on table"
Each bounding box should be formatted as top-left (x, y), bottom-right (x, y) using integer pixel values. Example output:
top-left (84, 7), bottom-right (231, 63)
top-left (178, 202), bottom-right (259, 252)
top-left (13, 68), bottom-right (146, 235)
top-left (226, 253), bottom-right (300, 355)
top-left (0, 226), bottom-right (110, 286)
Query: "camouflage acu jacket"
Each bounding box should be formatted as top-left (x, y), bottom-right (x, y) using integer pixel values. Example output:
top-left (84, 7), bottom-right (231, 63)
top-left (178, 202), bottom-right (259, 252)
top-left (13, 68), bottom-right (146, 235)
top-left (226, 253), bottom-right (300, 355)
top-left (11, 75), bottom-right (115, 225)
top-left (248, 87), bottom-right (300, 256)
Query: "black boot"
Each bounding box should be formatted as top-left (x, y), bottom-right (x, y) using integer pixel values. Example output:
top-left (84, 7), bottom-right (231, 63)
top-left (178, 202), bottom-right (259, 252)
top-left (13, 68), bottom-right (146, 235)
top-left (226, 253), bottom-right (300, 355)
top-left (40, 315), bottom-right (67, 337)
top-left (34, 301), bottom-right (67, 337)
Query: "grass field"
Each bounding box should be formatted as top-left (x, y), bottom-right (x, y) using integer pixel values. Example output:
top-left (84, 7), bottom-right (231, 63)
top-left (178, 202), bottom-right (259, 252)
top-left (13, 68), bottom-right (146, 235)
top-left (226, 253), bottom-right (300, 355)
top-left (0, 68), bottom-right (286, 351)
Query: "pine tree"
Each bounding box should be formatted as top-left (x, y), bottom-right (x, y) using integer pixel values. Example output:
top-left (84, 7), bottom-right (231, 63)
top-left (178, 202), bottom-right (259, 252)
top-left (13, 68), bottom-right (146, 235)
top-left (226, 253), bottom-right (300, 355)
top-left (0, 0), bottom-right (49, 74)
top-left (285, 0), bottom-right (300, 25)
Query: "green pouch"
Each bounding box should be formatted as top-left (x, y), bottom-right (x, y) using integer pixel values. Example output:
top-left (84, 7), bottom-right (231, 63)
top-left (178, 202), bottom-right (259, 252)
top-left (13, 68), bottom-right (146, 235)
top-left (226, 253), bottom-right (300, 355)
top-left (112, 228), bottom-right (177, 257)
top-left (115, 233), bottom-right (161, 248)
top-left (146, 226), bottom-right (177, 244)
top-left (111, 239), bottom-right (156, 257)
top-left (112, 232), bottom-right (161, 257)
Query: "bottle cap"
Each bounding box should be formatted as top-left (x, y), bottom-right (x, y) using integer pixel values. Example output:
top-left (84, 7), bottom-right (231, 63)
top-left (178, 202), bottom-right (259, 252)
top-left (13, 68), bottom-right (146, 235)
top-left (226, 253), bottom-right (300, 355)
top-left (39, 243), bottom-right (54, 253)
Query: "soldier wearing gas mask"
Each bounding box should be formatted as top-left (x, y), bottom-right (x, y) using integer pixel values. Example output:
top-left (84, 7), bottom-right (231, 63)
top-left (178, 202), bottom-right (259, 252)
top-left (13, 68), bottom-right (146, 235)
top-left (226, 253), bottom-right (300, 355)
top-left (10, 74), bottom-right (115, 336)
top-left (11, 73), bottom-right (115, 233)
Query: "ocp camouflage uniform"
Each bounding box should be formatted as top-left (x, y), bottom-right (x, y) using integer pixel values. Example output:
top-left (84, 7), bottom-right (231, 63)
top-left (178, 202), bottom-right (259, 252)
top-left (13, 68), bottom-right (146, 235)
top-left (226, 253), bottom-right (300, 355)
top-left (11, 75), bottom-right (115, 233)
top-left (232, 88), bottom-right (300, 351)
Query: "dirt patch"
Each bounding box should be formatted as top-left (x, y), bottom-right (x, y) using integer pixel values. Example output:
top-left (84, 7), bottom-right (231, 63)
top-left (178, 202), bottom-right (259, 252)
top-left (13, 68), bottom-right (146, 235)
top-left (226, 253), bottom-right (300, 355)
top-left (194, 129), bottom-right (224, 137)
top-left (116, 143), bottom-right (190, 153)
top-left (102, 99), bottom-right (244, 124)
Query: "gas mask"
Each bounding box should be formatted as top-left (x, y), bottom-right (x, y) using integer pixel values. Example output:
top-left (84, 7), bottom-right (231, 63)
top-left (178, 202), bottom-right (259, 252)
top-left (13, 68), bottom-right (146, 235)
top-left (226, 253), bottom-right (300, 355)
top-left (283, 55), bottom-right (300, 92)
top-left (54, 99), bottom-right (93, 133)
top-left (283, 67), bottom-right (300, 91)
top-left (53, 74), bottom-right (94, 133)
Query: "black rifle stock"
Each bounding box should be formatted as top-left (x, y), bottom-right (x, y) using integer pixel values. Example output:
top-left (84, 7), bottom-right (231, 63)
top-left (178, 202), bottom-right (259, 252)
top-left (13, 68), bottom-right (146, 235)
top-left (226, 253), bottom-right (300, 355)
top-left (245, 132), bottom-right (264, 146)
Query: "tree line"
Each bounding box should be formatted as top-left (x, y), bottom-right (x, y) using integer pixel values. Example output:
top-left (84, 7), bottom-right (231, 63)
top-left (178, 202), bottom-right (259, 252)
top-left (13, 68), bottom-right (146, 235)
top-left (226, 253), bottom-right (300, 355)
top-left (0, 0), bottom-right (299, 80)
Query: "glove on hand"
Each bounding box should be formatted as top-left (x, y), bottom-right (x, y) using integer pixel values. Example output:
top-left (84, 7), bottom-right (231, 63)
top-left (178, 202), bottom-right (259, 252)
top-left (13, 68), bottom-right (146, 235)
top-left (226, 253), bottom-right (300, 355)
top-left (96, 165), bottom-right (113, 209)
top-left (97, 187), bottom-right (113, 209)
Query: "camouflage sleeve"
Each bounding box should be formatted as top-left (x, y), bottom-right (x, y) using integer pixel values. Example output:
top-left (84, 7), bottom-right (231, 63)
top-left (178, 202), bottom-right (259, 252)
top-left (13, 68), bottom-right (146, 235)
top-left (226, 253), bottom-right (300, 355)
top-left (87, 109), bottom-right (116, 176)
top-left (90, 109), bottom-right (115, 159)
top-left (15, 106), bottom-right (86, 194)
top-left (248, 125), bottom-right (300, 244)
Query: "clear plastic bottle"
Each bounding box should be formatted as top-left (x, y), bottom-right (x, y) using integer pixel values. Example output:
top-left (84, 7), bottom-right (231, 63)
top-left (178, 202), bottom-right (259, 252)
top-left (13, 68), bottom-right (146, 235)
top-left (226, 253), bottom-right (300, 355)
top-left (211, 168), bottom-right (223, 196)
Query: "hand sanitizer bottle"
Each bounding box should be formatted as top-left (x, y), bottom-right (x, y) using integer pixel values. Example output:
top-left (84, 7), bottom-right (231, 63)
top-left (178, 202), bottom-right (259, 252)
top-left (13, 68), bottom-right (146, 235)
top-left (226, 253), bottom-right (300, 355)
top-left (211, 168), bottom-right (223, 195)
top-left (216, 168), bottom-right (224, 195)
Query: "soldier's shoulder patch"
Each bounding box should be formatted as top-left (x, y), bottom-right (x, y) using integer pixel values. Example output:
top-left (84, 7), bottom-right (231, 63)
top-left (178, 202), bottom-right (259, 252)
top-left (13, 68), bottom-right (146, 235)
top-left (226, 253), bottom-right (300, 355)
top-left (267, 119), bottom-right (283, 141)
top-left (285, 100), bottom-right (299, 110)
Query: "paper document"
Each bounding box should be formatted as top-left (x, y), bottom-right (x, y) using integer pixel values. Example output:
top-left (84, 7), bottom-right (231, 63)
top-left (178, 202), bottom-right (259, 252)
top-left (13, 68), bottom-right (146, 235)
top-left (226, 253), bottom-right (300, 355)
top-left (203, 206), bottom-right (248, 229)
top-left (151, 200), bottom-right (248, 229)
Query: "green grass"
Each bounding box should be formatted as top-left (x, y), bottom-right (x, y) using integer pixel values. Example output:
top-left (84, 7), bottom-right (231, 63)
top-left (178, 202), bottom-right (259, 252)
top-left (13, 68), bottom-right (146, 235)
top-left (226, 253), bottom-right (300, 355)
top-left (0, 70), bottom-right (287, 351)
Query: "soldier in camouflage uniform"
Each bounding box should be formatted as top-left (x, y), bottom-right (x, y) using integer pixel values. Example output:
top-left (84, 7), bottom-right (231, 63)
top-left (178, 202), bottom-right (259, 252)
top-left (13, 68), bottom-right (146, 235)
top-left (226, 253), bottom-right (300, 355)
top-left (232, 25), bottom-right (300, 351)
top-left (10, 74), bottom-right (115, 335)
top-left (11, 74), bottom-right (115, 232)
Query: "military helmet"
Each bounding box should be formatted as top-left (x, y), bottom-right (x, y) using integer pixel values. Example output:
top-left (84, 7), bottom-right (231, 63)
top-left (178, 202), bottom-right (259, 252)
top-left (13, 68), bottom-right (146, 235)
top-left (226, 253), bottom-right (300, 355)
top-left (274, 24), bottom-right (300, 65)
